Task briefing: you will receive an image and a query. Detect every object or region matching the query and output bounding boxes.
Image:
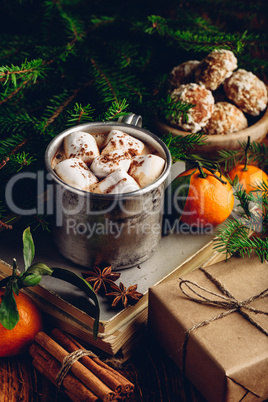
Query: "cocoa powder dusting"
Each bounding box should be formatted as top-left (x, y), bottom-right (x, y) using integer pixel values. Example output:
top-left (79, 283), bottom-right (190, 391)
top-left (105, 178), bottom-right (127, 194)
top-left (131, 159), bottom-right (145, 168)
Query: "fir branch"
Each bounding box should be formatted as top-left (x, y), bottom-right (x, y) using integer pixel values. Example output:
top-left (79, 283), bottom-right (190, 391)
top-left (57, 10), bottom-right (85, 43)
top-left (248, 141), bottom-right (268, 169)
top-left (89, 16), bottom-right (115, 28)
top-left (0, 220), bottom-right (13, 231)
top-left (30, 215), bottom-right (51, 232)
top-left (141, 13), bottom-right (268, 55)
top-left (99, 99), bottom-right (129, 121)
top-left (214, 219), bottom-right (252, 259)
top-left (231, 178), bottom-right (253, 218)
top-left (0, 59), bottom-right (49, 86)
top-left (42, 87), bottom-right (81, 130)
top-left (112, 42), bottom-right (139, 69)
top-left (217, 149), bottom-right (243, 171)
top-left (90, 58), bottom-right (118, 102)
top-left (67, 103), bottom-right (95, 125)
top-left (162, 132), bottom-right (207, 162)
top-left (0, 48), bottom-right (20, 61)
top-left (0, 89), bottom-right (81, 170)
top-left (0, 138), bottom-right (29, 170)
top-left (238, 236), bottom-right (268, 262)
top-left (218, 139), bottom-right (268, 170)
top-left (0, 109), bottom-right (39, 135)
top-left (9, 152), bottom-right (37, 172)
top-left (0, 79), bottom-right (33, 106)
top-left (145, 15), bottom-right (171, 36)
top-left (115, 72), bottom-right (144, 103)
top-left (143, 15), bottom-right (249, 53)
top-left (214, 178), bottom-right (268, 261)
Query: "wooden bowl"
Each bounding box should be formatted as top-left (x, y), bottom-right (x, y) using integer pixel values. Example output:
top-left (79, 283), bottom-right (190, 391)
top-left (155, 106), bottom-right (268, 155)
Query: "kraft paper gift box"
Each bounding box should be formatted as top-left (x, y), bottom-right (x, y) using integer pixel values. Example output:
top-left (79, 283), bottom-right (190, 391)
top-left (148, 255), bottom-right (268, 402)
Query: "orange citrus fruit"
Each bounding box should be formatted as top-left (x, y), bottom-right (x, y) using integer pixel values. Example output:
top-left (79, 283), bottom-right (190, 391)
top-left (228, 164), bottom-right (268, 194)
top-left (178, 167), bottom-right (234, 227)
top-left (0, 289), bottom-right (43, 357)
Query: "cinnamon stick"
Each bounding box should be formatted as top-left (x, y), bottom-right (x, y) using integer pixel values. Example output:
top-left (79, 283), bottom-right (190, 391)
top-left (92, 356), bottom-right (134, 394)
top-left (34, 331), bottom-right (116, 402)
top-left (66, 331), bottom-right (134, 394)
top-left (33, 360), bottom-right (96, 402)
top-left (30, 343), bottom-right (100, 402)
top-left (52, 328), bottom-right (134, 395)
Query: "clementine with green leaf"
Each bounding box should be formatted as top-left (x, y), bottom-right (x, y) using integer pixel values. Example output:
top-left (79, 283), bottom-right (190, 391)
top-left (0, 227), bottom-right (100, 343)
top-left (178, 167), bottom-right (234, 227)
top-left (0, 289), bottom-right (43, 357)
top-left (228, 164), bottom-right (268, 194)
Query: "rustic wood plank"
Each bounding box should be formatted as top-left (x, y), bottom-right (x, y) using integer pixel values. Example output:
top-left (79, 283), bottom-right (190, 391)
top-left (0, 337), bottom-right (206, 402)
top-left (0, 355), bottom-right (69, 402)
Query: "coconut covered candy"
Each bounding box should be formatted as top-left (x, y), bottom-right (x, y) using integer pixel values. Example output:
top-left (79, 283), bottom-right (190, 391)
top-left (169, 83), bottom-right (215, 133)
top-left (204, 102), bottom-right (248, 135)
top-left (166, 48), bottom-right (268, 135)
top-left (224, 69), bottom-right (268, 116)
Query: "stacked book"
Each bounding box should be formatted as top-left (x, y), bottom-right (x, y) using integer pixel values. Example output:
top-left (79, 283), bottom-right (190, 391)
top-left (0, 227), bottom-right (222, 360)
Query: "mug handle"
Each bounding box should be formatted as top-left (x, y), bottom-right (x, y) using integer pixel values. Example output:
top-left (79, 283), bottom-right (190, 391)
top-left (119, 113), bottom-right (185, 185)
top-left (118, 113), bottom-right (142, 127)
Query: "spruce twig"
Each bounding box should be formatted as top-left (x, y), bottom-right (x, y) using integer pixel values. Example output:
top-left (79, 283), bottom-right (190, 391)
top-left (214, 180), bottom-right (268, 261)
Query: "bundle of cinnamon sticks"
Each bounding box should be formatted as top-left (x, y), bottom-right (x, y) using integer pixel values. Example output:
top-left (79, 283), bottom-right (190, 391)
top-left (29, 328), bottom-right (134, 401)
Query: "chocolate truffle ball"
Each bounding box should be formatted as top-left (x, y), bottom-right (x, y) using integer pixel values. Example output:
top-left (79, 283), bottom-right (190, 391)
top-left (195, 49), bottom-right (237, 91)
top-left (204, 102), bottom-right (248, 135)
top-left (169, 83), bottom-right (215, 133)
top-left (224, 69), bottom-right (268, 116)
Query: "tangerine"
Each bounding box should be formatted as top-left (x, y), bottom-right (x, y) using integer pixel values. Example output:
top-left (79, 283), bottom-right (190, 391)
top-left (0, 289), bottom-right (43, 357)
top-left (178, 167), bottom-right (234, 227)
top-left (228, 164), bottom-right (268, 194)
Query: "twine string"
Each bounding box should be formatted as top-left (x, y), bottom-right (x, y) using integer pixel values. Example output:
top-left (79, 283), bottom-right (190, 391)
top-left (56, 349), bottom-right (98, 389)
top-left (179, 267), bottom-right (268, 374)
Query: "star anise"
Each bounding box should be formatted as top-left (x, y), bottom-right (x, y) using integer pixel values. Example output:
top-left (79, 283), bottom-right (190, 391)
top-left (106, 282), bottom-right (143, 308)
top-left (82, 266), bottom-right (121, 293)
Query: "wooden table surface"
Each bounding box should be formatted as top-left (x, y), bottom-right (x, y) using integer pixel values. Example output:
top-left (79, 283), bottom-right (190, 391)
top-left (0, 333), bottom-right (205, 402)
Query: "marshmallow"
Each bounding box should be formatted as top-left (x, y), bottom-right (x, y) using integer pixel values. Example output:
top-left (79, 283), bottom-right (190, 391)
top-left (54, 158), bottom-right (98, 191)
top-left (64, 131), bottom-right (99, 164)
top-left (101, 130), bottom-right (144, 156)
top-left (141, 144), bottom-right (155, 155)
top-left (90, 149), bottom-right (132, 179)
top-left (90, 168), bottom-right (140, 194)
top-left (92, 133), bottom-right (107, 148)
top-left (128, 154), bottom-right (165, 188)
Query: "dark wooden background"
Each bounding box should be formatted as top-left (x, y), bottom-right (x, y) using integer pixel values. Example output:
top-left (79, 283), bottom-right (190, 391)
top-left (0, 332), bottom-right (206, 402)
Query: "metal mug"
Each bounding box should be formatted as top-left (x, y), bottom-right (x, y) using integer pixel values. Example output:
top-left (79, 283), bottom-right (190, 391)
top-left (45, 114), bottom-right (172, 269)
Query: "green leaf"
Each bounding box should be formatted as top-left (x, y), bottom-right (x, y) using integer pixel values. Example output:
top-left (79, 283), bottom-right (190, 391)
top-left (51, 267), bottom-right (100, 340)
top-left (18, 262), bottom-right (53, 288)
top-left (0, 287), bottom-right (19, 330)
top-left (0, 277), bottom-right (11, 290)
top-left (12, 281), bottom-right (20, 296)
top-left (20, 273), bottom-right (43, 287)
top-left (23, 227), bottom-right (35, 270)
top-left (26, 262), bottom-right (53, 276)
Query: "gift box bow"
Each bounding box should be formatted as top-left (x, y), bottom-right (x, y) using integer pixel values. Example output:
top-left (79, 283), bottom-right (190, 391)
top-left (179, 266), bottom-right (268, 375)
